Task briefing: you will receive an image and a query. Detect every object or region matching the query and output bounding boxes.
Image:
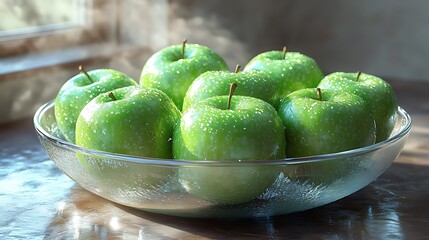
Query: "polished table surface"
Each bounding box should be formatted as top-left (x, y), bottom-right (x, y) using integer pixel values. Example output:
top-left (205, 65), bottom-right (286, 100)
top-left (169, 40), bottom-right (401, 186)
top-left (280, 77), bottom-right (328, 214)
top-left (1, 80), bottom-right (429, 239)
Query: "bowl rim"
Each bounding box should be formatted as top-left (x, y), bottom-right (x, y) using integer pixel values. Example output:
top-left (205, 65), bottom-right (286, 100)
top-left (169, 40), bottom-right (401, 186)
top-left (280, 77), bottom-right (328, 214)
top-left (34, 100), bottom-right (412, 166)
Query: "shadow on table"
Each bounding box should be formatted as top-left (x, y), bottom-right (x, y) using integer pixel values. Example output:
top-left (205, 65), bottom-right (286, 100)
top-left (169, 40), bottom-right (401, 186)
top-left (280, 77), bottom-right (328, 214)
top-left (117, 162), bottom-right (429, 239)
top-left (44, 162), bottom-right (429, 239)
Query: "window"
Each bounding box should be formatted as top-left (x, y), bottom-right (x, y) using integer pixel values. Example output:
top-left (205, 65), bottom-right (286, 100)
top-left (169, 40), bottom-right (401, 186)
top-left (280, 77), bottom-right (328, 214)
top-left (0, 0), bottom-right (86, 40)
top-left (0, 0), bottom-right (168, 124)
top-left (0, 0), bottom-right (114, 58)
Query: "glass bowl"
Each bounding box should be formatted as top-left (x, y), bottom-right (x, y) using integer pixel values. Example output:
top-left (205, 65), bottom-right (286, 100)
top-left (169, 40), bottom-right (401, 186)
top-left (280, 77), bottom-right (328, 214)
top-left (34, 101), bottom-right (411, 218)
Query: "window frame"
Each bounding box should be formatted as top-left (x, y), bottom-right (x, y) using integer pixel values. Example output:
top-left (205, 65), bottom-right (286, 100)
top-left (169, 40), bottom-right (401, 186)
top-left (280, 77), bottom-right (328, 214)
top-left (0, 0), bottom-right (116, 58)
top-left (0, 0), bottom-right (169, 124)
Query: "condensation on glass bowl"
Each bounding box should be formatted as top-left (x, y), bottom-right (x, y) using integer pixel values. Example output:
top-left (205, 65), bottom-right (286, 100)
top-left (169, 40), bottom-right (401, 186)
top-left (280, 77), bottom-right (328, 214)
top-left (34, 100), bottom-right (411, 218)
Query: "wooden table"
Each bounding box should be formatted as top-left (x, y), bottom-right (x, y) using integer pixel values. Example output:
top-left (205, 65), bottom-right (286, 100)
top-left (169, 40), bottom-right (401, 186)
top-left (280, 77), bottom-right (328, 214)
top-left (1, 80), bottom-right (428, 239)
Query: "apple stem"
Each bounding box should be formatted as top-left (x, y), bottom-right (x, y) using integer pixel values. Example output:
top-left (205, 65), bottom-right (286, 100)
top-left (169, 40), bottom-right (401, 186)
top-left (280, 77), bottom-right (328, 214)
top-left (108, 92), bottom-right (117, 101)
top-left (282, 46), bottom-right (287, 59)
top-left (78, 65), bottom-right (93, 83)
top-left (234, 64), bottom-right (241, 73)
top-left (356, 71), bottom-right (362, 81)
top-left (227, 83), bottom-right (238, 110)
top-left (181, 39), bottom-right (187, 59)
top-left (316, 88), bottom-right (322, 101)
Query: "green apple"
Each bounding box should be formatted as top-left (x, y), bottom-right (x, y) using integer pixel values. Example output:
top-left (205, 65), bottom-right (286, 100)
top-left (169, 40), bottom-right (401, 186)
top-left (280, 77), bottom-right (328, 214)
top-left (140, 40), bottom-right (228, 110)
top-left (182, 65), bottom-right (281, 111)
top-left (278, 88), bottom-right (376, 185)
top-left (173, 86), bottom-right (285, 204)
top-left (244, 47), bottom-right (324, 99)
top-left (55, 66), bottom-right (136, 143)
top-left (278, 88), bottom-right (376, 157)
top-left (76, 86), bottom-right (180, 158)
top-left (75, 86), bottom-right (181, 186)
top-left (318, 72), bottom-right (397, 142)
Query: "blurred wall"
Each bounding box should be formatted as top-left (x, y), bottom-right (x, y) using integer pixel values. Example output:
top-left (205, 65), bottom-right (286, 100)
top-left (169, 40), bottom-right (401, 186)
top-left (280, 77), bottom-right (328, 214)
top-left (1, 0), bottom-right (428, 124)
top-left (167, 0), bottom-right (429, 81)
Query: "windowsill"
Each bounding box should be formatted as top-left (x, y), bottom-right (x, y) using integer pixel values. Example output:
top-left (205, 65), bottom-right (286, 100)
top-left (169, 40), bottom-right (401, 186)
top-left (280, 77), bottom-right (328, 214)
top-left (0, 44), bottom-right (152, 124)
top-left (0, 43), bottom-right (150, 77)
top-left (0, 0), bottom-right (169, 124)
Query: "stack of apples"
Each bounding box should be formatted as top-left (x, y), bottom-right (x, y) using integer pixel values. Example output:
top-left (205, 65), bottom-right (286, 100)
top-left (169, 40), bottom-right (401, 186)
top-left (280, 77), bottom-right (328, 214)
top-left (54, 41), bottom-right (397, 205)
